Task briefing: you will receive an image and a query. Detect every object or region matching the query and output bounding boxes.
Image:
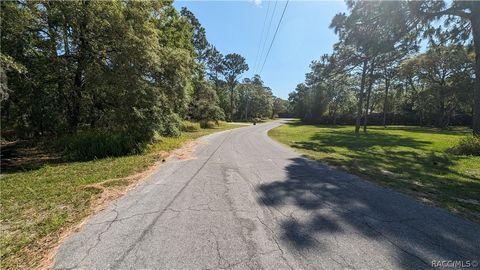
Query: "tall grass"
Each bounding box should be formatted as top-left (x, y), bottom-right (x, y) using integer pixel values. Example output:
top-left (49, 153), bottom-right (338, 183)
top-left (179, 121), bottom-right (201, 132)
top-left (55, 131), bottom-right (147, 161)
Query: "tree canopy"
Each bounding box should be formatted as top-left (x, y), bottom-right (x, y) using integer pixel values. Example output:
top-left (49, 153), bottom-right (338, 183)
top-left (287, 0), bottom-right (478, 135)
top-left (0, 1), bottom-right (286, 151)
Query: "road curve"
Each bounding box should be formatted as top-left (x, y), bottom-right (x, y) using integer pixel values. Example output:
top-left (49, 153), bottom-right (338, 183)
top-left (54, 120), bottom-right (480, 270)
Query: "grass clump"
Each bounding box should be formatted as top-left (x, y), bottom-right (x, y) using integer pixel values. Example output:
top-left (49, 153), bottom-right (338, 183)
top-left (448, 135), bottom-right (480, 156)
top-left (199, 120), bottom-right (217, 128)
top-left (55, 131), bottom-right (147, 161)
top-left (179, 121), bottom-right (201, 132)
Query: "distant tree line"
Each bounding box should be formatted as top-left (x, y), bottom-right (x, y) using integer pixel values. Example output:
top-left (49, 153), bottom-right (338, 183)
top-left (288, 0), bottom-right (479, 136)
top-left (0, 1), bottom-right (286, 145)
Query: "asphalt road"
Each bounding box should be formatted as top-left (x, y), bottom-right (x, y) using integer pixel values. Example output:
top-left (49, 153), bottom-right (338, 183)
top-left (54, 120), bottom-right (480, 270)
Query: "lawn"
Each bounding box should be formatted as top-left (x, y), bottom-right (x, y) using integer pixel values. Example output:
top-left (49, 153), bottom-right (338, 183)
top-left (0, 122), bottom-right (241, 269)
top-left (268, 122), bottom-right (480, 223)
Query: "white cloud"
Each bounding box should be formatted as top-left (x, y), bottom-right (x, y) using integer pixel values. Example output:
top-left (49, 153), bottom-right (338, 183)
top-left (253, 0), bottom-right (262, 7)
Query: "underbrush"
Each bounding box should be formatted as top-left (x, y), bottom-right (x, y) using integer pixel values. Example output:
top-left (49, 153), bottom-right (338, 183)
top-left (448, 135), bottom-right (480, 156)
top-left (55, 131), bottom-right (148, 161)
top-left (199, 120), bottom-right (217, 128)
top-left (179, 121), bottom-right (201, 132)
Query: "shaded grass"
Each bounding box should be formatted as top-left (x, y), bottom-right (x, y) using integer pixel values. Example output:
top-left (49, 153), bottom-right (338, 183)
top-left (268, 122), bottom-right (480, 223)
top-left (0, 122), bottom-right (241, 269)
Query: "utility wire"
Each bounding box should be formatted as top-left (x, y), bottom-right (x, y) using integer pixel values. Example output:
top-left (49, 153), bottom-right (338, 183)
top-left (259, 0), bottom-right (289, 75)
top-left (252, 1), bottom-right (271, 73)
top-left (256, 0), bottom-right (278, 74)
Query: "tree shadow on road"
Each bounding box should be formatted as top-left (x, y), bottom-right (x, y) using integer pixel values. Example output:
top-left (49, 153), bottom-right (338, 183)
top-left (256, 157), bottom-right (480, 268)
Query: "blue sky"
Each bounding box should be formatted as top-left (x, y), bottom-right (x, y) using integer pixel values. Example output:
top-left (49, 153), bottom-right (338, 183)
top-left (174, 0), bottom-right (347, 99)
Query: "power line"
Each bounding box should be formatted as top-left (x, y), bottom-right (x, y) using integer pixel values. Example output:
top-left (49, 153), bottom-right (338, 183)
top-left (256, 0), bottom-right (278, 74)
top-left (259, 0), bottom-right (289, 75)
top-left (252, 0), bottom-right (271, 73)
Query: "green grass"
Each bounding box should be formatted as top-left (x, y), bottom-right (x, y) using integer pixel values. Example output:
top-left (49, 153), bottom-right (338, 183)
top-left (268, 122), bottom-right (480, 223)
top-left (0, 122), bottom-right (241, 269)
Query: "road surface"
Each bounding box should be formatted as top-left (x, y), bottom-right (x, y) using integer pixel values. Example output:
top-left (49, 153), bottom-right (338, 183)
top-left (55, 120), bottom-right (480, 269)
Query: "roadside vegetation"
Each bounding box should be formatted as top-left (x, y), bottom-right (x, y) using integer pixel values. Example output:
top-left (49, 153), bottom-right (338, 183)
top-left (1, 2), bottom-right (287, 149)
top-left (288, 1), bottom-right (479, 138)
top-left (0, 122), bottom-right (240, 269)
top-left (1, 0), bottom-right (479, 267)
top-left (1, 2), bottom-right (286, 268)
top-left (281, 1), bottom-right (479, 222)
top-left (269, 123), bottom-right (480, 223)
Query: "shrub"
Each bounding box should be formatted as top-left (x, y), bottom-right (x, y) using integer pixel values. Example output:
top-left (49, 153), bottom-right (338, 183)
top-left (158, 113), bottom-right (182, 137)
top-left (448, 136), bottom-right (480, 156)
top-left (199, 120), bottom-right (216, 129)
top-left (55, 131), bottom-right (147, 161)
top-left (179, 121), bottom-right (200, 132)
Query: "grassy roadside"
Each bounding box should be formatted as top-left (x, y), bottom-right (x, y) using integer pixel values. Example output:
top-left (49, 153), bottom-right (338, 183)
top-left (268, 122), bottom-right (480, 223)
top-left (0, 122), bottom-right (241, 269)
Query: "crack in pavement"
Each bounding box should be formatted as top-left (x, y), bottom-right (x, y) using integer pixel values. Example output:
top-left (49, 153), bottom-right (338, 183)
top-left (108, 131), bottom-right (234, 269)
top-left (255, 216), bottom-right (295, 270)
top-left (363, 217), bottom-right (431, 268)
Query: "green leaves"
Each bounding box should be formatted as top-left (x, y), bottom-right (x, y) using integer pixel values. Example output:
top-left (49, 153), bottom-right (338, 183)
top-left (1, 0), bottom-right (196, 141)
top-left (1, 0), bottom-right (279, 144)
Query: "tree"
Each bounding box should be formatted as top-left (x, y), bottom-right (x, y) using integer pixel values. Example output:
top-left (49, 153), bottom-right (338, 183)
top-left (399, 45), bottom-right (474, 127)
top-left (272, 97), bottom-right (288, 118)
top-left (1, 1), bottom-right (196, 140)
top-left (205, 47), bottom-right (225, 87)
top-left (285, 0), bottom-right (475, 131)
top-left (191, 80), bottom-right (224, 124)
top-left (289, 84), bottom-right (309, 119)
top-left (330, 0), bottom-right (417, 134)
top-left (235, 75), bottom-right (274, 120)
top-left (222, 53), bottom-right (249, 121)
top-left (180, 7), bottom-right (209, 63)
top-left (407, 0), bottom-right (480, 134)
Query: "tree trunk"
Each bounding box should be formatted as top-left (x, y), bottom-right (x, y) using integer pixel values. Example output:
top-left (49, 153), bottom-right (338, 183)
top-left (363, 59), bottom-right (375, 133)
top-left (332, 107), bottom-right (337, 126)
top-left (230, 86), bottom-right (234, 121)
top-left (383, 77), bottom-right (390, 128)
top-left (244, 95), bottom-right (249, 120)
top-left (355, 59), bottom-right (368, 136)
top-left (472, 14), bottom-right (480, 135)
top-left (70, 0), bottom-right (89, 132)
top-left (439, 86), bottom-right (446, 128)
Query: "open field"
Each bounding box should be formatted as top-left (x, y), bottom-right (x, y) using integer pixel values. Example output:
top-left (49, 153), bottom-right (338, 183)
top-left (0, 123), bottom-right (241, 269)
top-left (268, 122), bottom-right (480, 223)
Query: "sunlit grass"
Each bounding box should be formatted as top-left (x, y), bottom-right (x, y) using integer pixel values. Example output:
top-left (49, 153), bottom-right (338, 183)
top-left (269, 122), bottom-right (480, 223)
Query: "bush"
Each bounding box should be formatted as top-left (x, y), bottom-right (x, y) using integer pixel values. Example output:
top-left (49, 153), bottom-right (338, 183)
top-left (200, 120), bottom-right (216, 129)
top-left (179, 121), bottom-right (200, 132)
top-left (158, 113), bottom-right (182, 137)
top-left (55, 131), bottom-right (147, 161)
top-left (448, 136), bottom-right (480, 156)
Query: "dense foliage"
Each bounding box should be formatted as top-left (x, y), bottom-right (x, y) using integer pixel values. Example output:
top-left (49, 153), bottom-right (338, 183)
top-left (288, 0), bottom-right (479, 136)
top-left (0, 0), bottom-right (286, 157)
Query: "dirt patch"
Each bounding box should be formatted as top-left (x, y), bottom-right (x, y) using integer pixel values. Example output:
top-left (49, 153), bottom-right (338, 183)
top-left (170, 140), bottom-right (201, 160)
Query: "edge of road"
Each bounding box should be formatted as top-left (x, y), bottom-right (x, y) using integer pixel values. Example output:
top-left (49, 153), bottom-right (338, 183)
top-left (40, 123), bottom-right (251, 270)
